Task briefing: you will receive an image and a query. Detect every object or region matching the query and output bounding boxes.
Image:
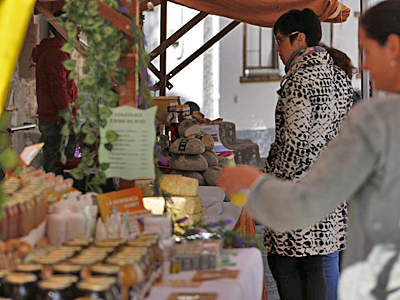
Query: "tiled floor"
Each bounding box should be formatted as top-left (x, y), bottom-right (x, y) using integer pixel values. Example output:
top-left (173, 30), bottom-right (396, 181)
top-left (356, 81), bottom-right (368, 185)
top-left (256, 225), bottom-right (280, 300)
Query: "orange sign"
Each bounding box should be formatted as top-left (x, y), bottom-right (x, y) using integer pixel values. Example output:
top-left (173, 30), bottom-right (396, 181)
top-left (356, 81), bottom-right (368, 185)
top-left (97, 187), bottom-right (145, 222)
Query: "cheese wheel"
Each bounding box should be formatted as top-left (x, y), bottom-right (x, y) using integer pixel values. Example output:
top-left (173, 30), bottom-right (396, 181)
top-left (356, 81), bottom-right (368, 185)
top-left (169, 155), bottom-right (208, 172)
top-left (203, 166), bottom-right (222, 186)
top-left (171, 170), bottom-right (206, 186)
top-left (202, 151), bottom-right (218, 167)
top-left (143, 196), bottom-right (202, 218)
top-left (160, 175), bottom-right (199, 196)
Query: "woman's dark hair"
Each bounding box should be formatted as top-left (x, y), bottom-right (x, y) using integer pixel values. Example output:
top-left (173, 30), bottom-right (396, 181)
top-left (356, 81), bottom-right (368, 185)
top-left (360, 0), bottom-right (400, 46)
top-left (324, 46), bottom-right (357, 79)
top-left (273, 8), bottom-right (322, 47)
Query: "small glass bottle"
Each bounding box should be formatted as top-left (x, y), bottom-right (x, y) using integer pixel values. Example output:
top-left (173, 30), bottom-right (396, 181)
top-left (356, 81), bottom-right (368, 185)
top-left (169, 112), bottom-right (180, 142)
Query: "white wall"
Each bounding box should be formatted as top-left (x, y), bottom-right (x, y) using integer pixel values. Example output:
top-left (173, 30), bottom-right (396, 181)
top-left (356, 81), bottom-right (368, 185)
top-left (143, 3), bottom-right (206, 108)
top-left (219, 0), bottom-right (361, 131)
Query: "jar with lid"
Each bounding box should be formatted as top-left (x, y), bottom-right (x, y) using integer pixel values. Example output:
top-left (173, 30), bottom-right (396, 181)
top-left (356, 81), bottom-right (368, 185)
top-left (77, 281), bottom-right (113, 300)
top-left (53, 263), bottom-right (82, 279)
top-left (48, 274), bottom-right (78, 299)
top-left (66, 203), bottom-right (85, 241)
top-left (37, 280), bottom-right (70, 300)
top-left (0, 270), bottom-right (9, 297)
top-left (4, 272), bottom-right (38, 300)
top-left (167, 100), bottom-right (178, 113)
top-left (85, 276), bottom-right (119, 298)
top-left (15, 264), bottom-right (43, 279)
top-left (169, 112), bottom-right (180, 142)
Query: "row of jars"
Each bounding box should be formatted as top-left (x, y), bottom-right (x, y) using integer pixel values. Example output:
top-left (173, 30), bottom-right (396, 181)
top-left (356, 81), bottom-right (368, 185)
top-left (0, 178), bottom-right (48, 240)
top-left (0, 235), bottom-right (163, 299)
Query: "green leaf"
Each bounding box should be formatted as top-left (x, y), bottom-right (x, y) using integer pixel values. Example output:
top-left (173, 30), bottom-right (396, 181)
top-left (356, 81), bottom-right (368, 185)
top-left (61, 124), bottom-right (70, 136)
top-left (75, 95), bottom-right (85, 106)
top-left (0, 149), bottom-right (18, 170)
top-left (106, 130), bottom-right (119, 143)
top-left (65, 22), bottom-right (76, 31)
top-left (103, 26), bottom-right (114, 37)
top-left (70, 168), bottom-right (84, 180)
top-left (100, 163), bottom-right (110, 171)
top-left (61, 43), bottom-right (74, 54)
top-left (82, 103), bottom-right (97, 118)
top-left (58, 108), bottom-right (71, 123)
top-left (82, 65), bottom-right (90, 75)
top-left (99, 106), bottom-right (112, 119)
top-left (83, 75), bottom-right (96, 86)
top-left (98, 172), bottom-right (107, 184)
top-left (93, 186), bottom-right (103, 194)
top-left (84, 132), bottom-right (96, 145)
top-left (99, 119), bottom-right (107, 128)
top-left (93, 33), bottom-right (102, 43)
top-left (81, 123), bottom-right (91, 134)
top-left (60, 153), bottom-right (67, 165)
top-left (72, 121), bottom-right (81, 134)
top-left (104, 143), bottom-right (113, 151)
top-left (107, 50), bottom-right (121, 62)
top-left (62, 59), bottom-right (77, 71)
top-left (0, 112), bottom-right (8, 130)
top-left (68, 71), bottom-right (78, 80)
top-left (67, 27), bottom-right (78, 40)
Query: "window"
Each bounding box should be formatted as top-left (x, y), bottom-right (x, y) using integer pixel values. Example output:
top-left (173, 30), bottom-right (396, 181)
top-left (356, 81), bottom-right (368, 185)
top-left (241, 24), bottom-right (280, 82)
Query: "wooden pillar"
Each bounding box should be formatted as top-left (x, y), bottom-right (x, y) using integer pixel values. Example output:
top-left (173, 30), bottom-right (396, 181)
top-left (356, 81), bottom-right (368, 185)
top-left (159, 0), bottom-right (167, 96)
top-left (119, 0), bottom-right (139, 190)
top-left (119, 0), bottom-right (139, 107)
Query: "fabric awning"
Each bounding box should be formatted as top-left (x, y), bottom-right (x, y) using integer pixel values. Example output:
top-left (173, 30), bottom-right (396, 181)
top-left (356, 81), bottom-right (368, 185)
top-left (142, 0), bottom-right (350, 27)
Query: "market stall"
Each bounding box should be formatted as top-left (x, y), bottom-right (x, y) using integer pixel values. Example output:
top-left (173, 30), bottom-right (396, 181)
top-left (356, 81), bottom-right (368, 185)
top-left (0, 0), bottom-right (353, 299)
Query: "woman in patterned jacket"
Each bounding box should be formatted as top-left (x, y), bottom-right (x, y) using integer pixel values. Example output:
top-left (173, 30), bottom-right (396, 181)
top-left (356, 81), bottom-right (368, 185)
top-left (262, 9), bottom-right (354, 300)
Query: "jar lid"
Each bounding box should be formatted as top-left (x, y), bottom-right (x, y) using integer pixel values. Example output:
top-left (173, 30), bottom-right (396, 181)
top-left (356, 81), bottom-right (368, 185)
top-left (39, 280), bottom-right (70, 290)
top-left (49, 274), bottom-right (78, 284)
top-left (6, 273), bottom-right (37, 284)
top-left (33, 257), bottom-right (61, 265)
top-left (95, 241), bottom-right (119, 248)
top-left (0, 270), bottom-right (9, 278)
top-left (77, 281), bottom-right (109, 292)
top-left (53, 263), bottom-right (82, 273)
top-left (102, 238), bottom-right (127, 246)
top-left (90, 264), bottom-right (120, 275)
top-left (16, 264), bottom-right (43, 272)
top-left (64, 240), bottom-right (90, 247)
top-left (69, 257), bottom-right (97, 265)
top-left (86, 276), bottom-right (117, 286)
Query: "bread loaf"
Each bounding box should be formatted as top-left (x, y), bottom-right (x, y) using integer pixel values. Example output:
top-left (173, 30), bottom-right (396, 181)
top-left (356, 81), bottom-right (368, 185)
top-left (169, 155), bottom-right (208, 172)
top-left (190, 132), bottom-right (214, 151)
top-left (171, 170), bottom-right (206, 186)
top-left (178, 119), bottom-right (200, 137)
top-left (203, 166), bottom-right (222, 186)
top-left (160, 175), bottom-right (199, 196)
top-left (170, 138), bottom-right (205, 155)
top-left (202, 151), bottom-right (218, 167)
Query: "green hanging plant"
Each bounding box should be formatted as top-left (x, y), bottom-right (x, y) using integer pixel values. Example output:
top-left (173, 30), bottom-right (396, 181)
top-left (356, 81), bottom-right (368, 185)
top-left (57, 0), bottom-right (163, 194)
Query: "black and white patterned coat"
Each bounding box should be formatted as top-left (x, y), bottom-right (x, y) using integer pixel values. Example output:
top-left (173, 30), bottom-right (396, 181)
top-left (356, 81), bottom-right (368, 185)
top-left (264, 47), bottom-right (353, 256)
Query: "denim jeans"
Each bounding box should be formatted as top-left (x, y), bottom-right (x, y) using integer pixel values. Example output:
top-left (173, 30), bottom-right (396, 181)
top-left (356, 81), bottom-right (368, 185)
top-left (39, 121), bottom-right (76, 175)
top-left (323, 252), bottom-right (340, 300)
top-left (268, 252), bottom-right (327, 300)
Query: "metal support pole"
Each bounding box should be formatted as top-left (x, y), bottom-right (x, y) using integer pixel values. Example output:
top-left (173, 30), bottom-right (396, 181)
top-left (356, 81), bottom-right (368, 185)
top-left (360, 0), bottom-right (370, 99)
top-left (159, 0), bottom-right (167, 96)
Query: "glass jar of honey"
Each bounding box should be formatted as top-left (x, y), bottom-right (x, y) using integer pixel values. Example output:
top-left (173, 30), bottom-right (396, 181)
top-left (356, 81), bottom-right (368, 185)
top-left (4, 273), bottom-right (38, 300)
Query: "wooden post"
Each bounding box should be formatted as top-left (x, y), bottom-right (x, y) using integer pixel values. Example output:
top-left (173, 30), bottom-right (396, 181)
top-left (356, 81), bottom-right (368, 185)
top-left (119, 0), bottom-right (140, 191)
top-left (159, 0), bottom-right (167, 96)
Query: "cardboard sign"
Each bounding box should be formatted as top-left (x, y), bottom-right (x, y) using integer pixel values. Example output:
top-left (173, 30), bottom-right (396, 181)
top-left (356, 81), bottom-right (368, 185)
top-left (192, 269), bottom-right (239, 282)
top-left (167, 293), bottom-right (217, 300)
top-left (97, 187), bottom-right (145, 222)
top-left (99, 106), bottom-right (157, 180)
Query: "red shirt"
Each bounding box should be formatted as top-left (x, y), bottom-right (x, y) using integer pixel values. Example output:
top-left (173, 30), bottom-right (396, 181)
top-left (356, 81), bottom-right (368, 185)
top-left (32, 38), bottom-right (78, 122)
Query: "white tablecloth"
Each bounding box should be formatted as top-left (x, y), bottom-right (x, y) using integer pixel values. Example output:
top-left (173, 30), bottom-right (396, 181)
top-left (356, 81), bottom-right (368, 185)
top-left (146, 248), bottom-right (263, 300)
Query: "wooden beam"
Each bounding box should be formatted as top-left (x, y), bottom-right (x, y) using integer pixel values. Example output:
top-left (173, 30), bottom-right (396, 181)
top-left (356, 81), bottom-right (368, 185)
top-left (97, 0), bottom-right (133, 36)
top-left (150, 11), bottom-right (208, 61)
top-left (166, 20), bottom-right (240, 81)
top-left (159, 0), bottom-right (167, 96)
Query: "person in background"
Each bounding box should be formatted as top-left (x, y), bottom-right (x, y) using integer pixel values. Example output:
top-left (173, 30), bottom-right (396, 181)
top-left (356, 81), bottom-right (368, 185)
top-left (324, 45), bottom-right (362, 104)
top-left (32, 11), bottom-right (78, 175)
top-left (184, 101), bottom-right (200, 115)
top-left (218, 1), bottom-right (400, 298)
top-left (263, 9), bottom-right (353, 300)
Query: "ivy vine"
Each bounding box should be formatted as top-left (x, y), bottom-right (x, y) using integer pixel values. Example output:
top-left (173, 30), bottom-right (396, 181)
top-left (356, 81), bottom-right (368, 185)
top-left (57, 0), bottom-right (163, 193)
